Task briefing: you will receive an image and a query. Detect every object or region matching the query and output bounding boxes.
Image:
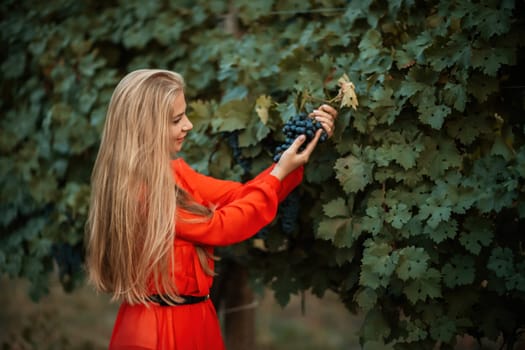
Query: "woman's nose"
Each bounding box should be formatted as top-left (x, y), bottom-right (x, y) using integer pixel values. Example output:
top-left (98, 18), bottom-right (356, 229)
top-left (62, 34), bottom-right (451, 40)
top-left (182, 116), bottom-right (193, 131)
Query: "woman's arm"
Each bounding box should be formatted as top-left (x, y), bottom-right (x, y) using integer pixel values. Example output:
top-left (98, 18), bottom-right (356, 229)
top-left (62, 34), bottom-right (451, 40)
top-left (172, 159), bottom-right (303, 206)
top-left (175, 173), bottom-right (284, 246)
top-left (175, 132), bottom-right (324, 246)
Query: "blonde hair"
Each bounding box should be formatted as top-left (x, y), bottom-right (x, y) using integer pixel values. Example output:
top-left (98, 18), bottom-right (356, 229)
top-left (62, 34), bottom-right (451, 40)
top-left (86, 69), bottom-right (213, 305)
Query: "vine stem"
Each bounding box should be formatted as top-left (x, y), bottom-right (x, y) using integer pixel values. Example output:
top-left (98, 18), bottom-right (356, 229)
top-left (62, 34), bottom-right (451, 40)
top-left (300, 92), bottom-right (341, 111)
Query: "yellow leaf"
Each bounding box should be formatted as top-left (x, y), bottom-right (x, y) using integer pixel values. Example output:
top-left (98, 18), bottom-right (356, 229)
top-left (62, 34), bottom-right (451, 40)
top-left (337, 74), bottom-right (359, 110)
top-left (255, 94), bottom-right (273, 125)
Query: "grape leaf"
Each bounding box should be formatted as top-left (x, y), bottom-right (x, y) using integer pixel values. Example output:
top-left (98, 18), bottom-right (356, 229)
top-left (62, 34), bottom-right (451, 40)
top-left (360, 240), bottom-right (398, 288)
top-left (490, 136), bottom-right (513, 161)
top-left (396, 247), bottom-right (430, 281)
top-left (417, 137), bottom-right (463, 179)
top-left (255, 95), bottom-right (272, 125)
top-left (442, 255), bottom-right (476, 288)
top-left (355, 287), bottom-right (378, 312)
top-left (402, 319), bottom-right (428, 343)
top-left (424, 219), bottom-right (458, 243)
top-left (322, 198), bottom-right (350, 218)
top-left (487, 247), bottom-right (514, 278)
top-left (360, 307), bottom-right (391, 343)
top-left (213, 99), bottom-right (252, 132)
top-left (467, 73), bottom-right (499, 102)
top-left (334, 154), bottom-right (374, 193)
top-left (446, 112), bottom-right (491, 145)
top-left (430, 316), bottom-right (456, 342)
top-left (188, 100), bottom-right (214, 132)
top-left (418, 102), bottom-right (451, 130)
top-left (403, 268), bottom-right (442, 303)
top-left (418, 199), bottom-right (452, 229)
top-left (459, 217), bottom-right (493, 254)
top-left (471, 48), bottom-right (514, 76)
top-left (317, 217), bottom-right (355, 248)
top-left (404, 31), bottom-right (433, 61)
top-left (384, 203), bottom-right (412, 229)
top-left (361, 207), bottom-right (384, 235)
top-left (337, 73), bottom-right (359, 110)
top-left (442, 83), bottom-right (467, 112)
top-left (271, 272), bottom-right (298, 307)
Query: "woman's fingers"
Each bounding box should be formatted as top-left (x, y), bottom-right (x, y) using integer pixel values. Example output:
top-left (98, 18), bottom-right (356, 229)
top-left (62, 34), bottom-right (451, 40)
top-left (298, 129), bottom-right (322, 160)
top-left (319, 104), bottom-right (338, 118)
top-left (287, 134), bottom-right (307, 153)
top-left (309, 104), bottom-right (338, 138)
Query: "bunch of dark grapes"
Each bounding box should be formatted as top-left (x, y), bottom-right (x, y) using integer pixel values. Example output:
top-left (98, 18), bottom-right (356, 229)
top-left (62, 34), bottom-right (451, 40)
top-left (51, 242), bottom-right (84, 290)
top-left (279, 188), bottom-right (301, 234)
top-left (273, 112), bottom-right (328, 162)
top-left (254, 226), bottom-right (269, 239)
top-left (224, 131), bottom-right (251, 173)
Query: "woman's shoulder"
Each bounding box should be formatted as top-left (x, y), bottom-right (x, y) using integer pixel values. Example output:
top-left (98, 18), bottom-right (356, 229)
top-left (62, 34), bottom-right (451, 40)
top-left (170, 157), bottom-right (191, 174)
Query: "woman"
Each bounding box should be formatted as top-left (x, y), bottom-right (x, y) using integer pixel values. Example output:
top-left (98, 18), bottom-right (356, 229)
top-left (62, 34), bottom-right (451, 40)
top-left (85, 69), bottom-right (337, 349)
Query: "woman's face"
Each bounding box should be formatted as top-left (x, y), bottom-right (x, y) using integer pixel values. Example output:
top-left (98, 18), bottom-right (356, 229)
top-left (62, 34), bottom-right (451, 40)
top-left (169, 92), bottom-right (193, 154)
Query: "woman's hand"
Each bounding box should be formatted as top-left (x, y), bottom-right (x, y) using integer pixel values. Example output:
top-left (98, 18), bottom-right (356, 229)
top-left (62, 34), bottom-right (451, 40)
top-left (309, 104), bottom-right (338, 138)
top-left (270, 129), bottom-right (323, 181)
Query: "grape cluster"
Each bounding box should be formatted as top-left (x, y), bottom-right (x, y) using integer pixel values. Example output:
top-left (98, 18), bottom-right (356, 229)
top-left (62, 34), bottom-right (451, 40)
top-left (273, 112), bottom-right (328, 162)
top-left (51, 242), bottom-right (84, 290)
top-left (224, 131), bottom-right (251, 173)
top-left (279, 188), bottom-right (301, 234)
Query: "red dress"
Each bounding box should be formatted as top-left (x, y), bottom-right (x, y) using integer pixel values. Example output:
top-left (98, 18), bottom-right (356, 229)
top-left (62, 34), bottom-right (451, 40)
top-left (109, 159), bottom-right (303, 349)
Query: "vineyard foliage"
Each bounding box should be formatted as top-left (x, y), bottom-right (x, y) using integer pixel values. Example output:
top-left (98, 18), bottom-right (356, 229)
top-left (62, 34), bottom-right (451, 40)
top-left (1, 0), bottom-right (525, 348)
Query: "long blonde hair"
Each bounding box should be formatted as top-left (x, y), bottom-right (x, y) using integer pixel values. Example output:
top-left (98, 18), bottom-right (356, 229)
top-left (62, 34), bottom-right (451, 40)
top-left (86, 69), bottom-right (213, 305)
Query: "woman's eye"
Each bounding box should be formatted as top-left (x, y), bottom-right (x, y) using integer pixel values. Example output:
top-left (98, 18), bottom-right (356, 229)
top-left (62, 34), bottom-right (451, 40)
top-left (172, 118), bottom-right (181, 124)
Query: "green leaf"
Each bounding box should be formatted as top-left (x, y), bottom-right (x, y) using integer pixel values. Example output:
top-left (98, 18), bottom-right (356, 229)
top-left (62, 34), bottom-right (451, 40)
top-left (467, 73), bottom-right (499, 102)
top-left (401, 319), bottom-right (428, 343)
top-left (360, 307), bottom-right (391, 343)
top-left (322, 198), bottom-right (350, 218)
top-left (213, 99), bottom-right (252, 132)
top-left (188, 100), bottom-right (214, 132)
top-left (418, 199), bottom-right (451, 229)
top-left (442, 83), bottom-right (467, 112)
top-left (403, 268), bottom-right (442, 303)
top-left (490, 136), bottom-right (514, 161)
top-left (418, 102), bottom-right (451, 130)
top-left (471, 48), bottom-right (514, 76)
top-left (404, 31), bottom-right (433, 62)
top-left (360, 240), bottom-right (398, 288)
top-left (446, 112), bottom-right (492, 145)
top-left (425, 219), bottom-right (458, 244)
top-left (384, 202), bottom-right (412, 229)
top-left (238, 121), bottom-right (270, 147)
top-left (335, 247), bottom-right (356, 266)
top-left (271, 271), bottom-right (298, 307)
top-left (487, 247), bottom-right (514, 278)
top-left (316, 217), bottom-right (356, 248)
top-left (459, 217), bottom-right (493, 254)
top-left (430, 316), bottom-right (456, 342)
top-left (334, 155), bottom-right (374, 193)
top-left (442, 255), bottom-right (476, 288)
top-left (358, 29), bottom-right (384, 61)
top-left (417, 137), bottom-right (463, 179)
top-left (361, 207), bottom-right (384, 235)
top-left (396, 247), bottom-right (430, 281)
top-left (355, 287), bottom-right (378, 312)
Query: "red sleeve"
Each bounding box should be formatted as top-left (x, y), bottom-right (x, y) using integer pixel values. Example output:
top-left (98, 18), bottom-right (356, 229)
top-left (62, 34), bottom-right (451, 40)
top-left (172, 159), bottom-right (304, 206)
top-left (172, 159), bottom-right (243, 206)
top-left (175, 174), bottom-right (283, 246)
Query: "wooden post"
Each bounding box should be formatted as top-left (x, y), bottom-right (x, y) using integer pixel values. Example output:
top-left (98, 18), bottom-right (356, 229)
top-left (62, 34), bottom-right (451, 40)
top-left (220, 261), bottom-right (256, 350)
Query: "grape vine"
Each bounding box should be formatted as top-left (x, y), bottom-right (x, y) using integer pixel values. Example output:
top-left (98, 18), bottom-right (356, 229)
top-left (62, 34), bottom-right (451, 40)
top-left (1, 0), bottom-right (524, 348)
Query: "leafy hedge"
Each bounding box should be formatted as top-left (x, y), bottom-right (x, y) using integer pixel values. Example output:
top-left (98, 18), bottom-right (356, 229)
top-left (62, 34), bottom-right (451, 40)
top-left (1, 0), bottom-right (524, 348)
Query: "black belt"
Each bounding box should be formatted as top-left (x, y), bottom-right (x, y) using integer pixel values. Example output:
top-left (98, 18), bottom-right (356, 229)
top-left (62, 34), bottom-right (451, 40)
top-left (148, 294), bottom-right (210, 306)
